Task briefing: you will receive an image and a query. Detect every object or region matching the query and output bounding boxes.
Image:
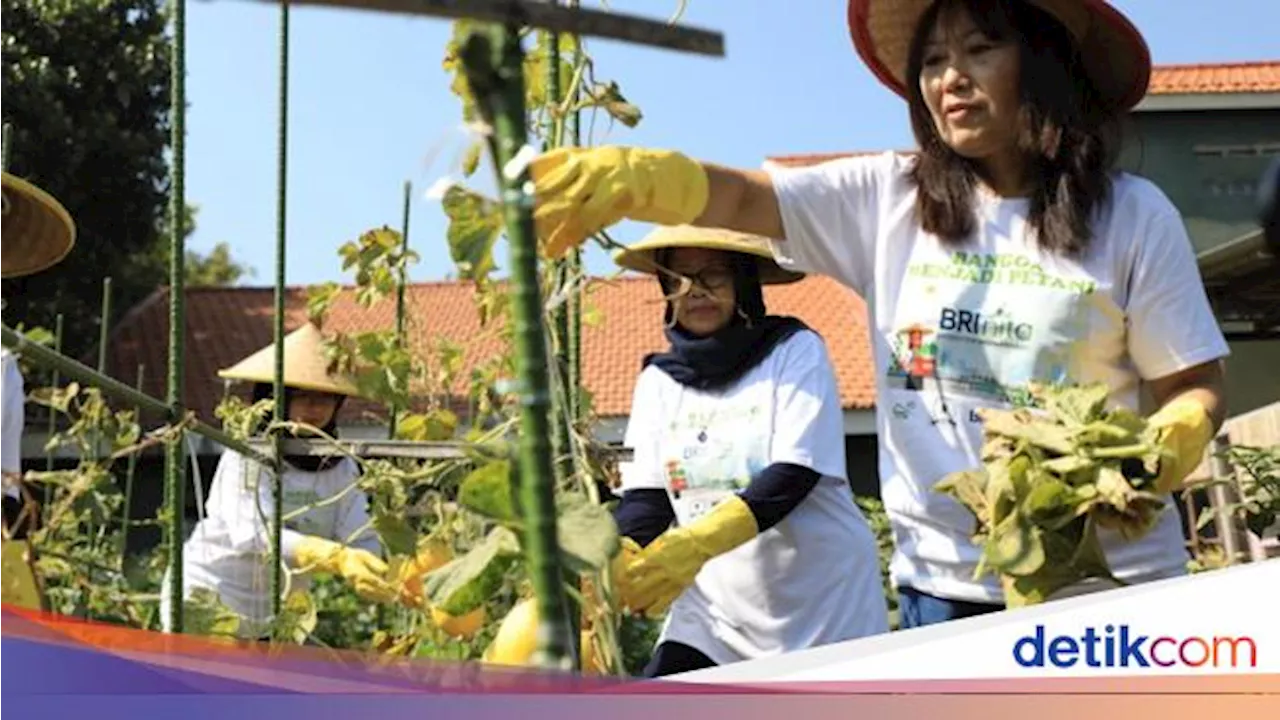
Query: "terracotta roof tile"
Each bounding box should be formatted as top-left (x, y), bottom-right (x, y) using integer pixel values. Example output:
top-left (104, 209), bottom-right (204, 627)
top-left (105, 275), bottom-right (875, 427)
top-left (1147, 60), bottom-right (1280, 95)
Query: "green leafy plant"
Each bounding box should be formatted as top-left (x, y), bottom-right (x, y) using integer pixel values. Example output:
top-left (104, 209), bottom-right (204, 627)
top-left (935, 382), bottom-right (1171, 607)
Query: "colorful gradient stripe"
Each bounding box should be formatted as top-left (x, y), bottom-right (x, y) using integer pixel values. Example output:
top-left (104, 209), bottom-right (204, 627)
top-left (3, 605), bottom-right (1277, 719)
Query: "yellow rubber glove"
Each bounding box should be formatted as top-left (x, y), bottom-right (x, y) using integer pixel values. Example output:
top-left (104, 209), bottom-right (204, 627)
top-left (1147, 397), bottom-right (1215, 494)
top-left (293, 536), bottom-right (397, 605)
top-left (530, 146), bottom-right (709, 258)
top-left (616, 495), bottom-right (758, 617)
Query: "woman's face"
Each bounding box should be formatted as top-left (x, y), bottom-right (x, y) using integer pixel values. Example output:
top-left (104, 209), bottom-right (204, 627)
top-left (917, 4), bottom-right (1022, 163)
top-left (666, 247), bottom-right (737, 337)
top-left (288, 390), bottom-right (340, 429)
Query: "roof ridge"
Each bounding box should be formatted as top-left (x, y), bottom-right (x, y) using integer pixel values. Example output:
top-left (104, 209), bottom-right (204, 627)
top-left (154, 273), bottom-right (664, 295)
top-left (1153, 59), bottom-right (1280, 71)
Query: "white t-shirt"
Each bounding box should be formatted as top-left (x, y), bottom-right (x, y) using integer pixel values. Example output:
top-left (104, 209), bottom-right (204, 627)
top-left (766, 152), bottom-right (1230, 604)
top-left (619, 330), bottom-right (890, 664)
top-left (162, 449), bottom-right (380, 637)
top-left (2, 349), bottom-right (25, 497)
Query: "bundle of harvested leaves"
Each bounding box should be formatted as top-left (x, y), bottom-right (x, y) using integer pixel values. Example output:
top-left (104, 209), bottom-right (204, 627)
top-left (935, 382), bottom-right (1171, 607)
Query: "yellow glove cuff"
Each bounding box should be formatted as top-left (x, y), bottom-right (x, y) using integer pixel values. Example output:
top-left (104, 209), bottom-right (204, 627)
top-left (1148, 397), bottom-right (1215, 492)
top-left (626, 148), bottom-right (710, 227)
top-left (683, 494), bottom-right (759, 560)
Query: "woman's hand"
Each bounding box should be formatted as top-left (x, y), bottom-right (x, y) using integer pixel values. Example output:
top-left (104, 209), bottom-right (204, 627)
top-left (530, 146), bottom-right (709, 257)
top-left (293, 536), bottom-right (397, 605)
top-left (613, 496), bottom-right (759, 617)
top-left (1145, 360), bottom-right (1226, 493)
top-left (528, 146), bottom-right (787, 258)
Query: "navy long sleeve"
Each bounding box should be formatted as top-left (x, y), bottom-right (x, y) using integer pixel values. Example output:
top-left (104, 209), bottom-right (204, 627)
top-left (612, 462), bottom-right (821, 546)
top-left (738, 462), bottom-right (822, 532)
top-left (612, 488), bottom-right (676, 548)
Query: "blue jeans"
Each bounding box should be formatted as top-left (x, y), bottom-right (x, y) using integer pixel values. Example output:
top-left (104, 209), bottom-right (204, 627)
top-left (897, 585), bottom-right (1003, 629)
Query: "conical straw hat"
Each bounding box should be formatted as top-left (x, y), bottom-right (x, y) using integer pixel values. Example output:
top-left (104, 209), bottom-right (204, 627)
top-left (847, 0), bottom-right (1151, 112)
top-left (612, 225), bottom-right (804, 285)
top-left (2, 172), bottom-right (76, 279)
top-left (218, 323), bottom-right (361, 397)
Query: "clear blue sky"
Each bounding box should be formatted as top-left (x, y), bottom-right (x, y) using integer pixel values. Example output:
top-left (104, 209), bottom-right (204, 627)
top-left (183, 0), bottom-right (1280, 287)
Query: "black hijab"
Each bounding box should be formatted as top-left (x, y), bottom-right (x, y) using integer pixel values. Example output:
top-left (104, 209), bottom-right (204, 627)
top-left (642, 249), bottom-right (810, 392)
top-left (251, 383), bottom-right (347, 472)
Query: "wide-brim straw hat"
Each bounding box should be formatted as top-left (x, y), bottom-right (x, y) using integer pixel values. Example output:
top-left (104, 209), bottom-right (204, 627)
top-left (847, 0), bottom-right (1152, 111)
top-left (2, 172), bottom-right (76, 279)
top-left (612, 226), bottom-right (805, 285)
top-left (218, 323), bottom-right (362, 398)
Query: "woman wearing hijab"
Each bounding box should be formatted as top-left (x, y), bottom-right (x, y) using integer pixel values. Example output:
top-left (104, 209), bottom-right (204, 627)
top-left (608, 225), bottom-right (889, 677)
top-left (530, 0), bottom-right (1229, 629)
top-left (1, 170), bottom-right (77, 610)
top-left (163, 323), bottom-right (397, 638)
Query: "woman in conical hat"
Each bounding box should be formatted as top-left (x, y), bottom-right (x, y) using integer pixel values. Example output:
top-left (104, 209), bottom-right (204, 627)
top-left (2, 171), bottom-right (77, 611)
top-left (606, 226), bottom-right (889, 676)
top-left (526, 0), bottom-right (1228, 629)
top-left (162, 323), bottom-right (400, 639)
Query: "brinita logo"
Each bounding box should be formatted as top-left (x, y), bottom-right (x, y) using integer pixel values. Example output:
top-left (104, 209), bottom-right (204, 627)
top-left (939, 307), bottom-right (1033, 343)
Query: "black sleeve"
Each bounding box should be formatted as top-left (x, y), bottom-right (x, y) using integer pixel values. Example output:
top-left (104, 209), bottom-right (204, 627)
top-left (738, 462), bottom-right (822, 532)
top-left (611, 488), bottom-right (676, 548)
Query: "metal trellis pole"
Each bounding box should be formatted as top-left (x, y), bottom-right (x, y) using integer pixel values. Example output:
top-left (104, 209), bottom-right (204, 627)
top-left (164, 0), bottom-right (190, 635)
top-left (270, 0), bottom-right (293, 620)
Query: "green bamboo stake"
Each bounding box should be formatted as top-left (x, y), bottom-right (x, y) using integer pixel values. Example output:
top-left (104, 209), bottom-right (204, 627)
top-left (84, 276), bottom-right (113, 621)
top-left (94, 277), bottom-right (112, 458)
top-left (382, 179), bottom-right (411, 635)
top-left (544, 22), bottom-right (573, 489)
top-left (118, 364), bottom-right (145, 562)
top-left (43, 314), bottom-right (64, 519)
top-left (565, 0), bottom-right (583, 425)
top-left (164, 0), bottom-right (189, 635)
top-left (460, 23), bottom-right (573, 670)
top-left (269, 0), bottom-right (292, 620)
top-left (389, 180), bottom-right (411, 440)
top-left (44, 315), bottom-right (63, 474)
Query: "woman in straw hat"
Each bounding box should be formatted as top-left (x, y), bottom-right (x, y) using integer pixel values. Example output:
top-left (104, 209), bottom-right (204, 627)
top-left (529, 0), bottom-right (1228, 629)
top-left (2, 171), bottom-right (77, 610)
top-left (162, 323), bottom-right (398, 639)
top-left (606, 226), bottom-right (889, 676)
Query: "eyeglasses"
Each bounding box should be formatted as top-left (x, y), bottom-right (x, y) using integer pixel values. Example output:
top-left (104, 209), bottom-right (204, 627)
top-left (674, 265), bottom-right (735, 292)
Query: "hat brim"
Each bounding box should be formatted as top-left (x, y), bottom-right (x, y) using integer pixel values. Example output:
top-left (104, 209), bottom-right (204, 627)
top-left (218, 323), bottom-right (363, 398)
top-left (2, 172), bottom-right (76, 279)
top-left (847, 0), bottom-right (1151, 112)
top-left (612, 226), bottom-right (805, 286)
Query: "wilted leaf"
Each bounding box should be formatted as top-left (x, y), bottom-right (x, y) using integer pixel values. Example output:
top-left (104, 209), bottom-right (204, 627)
top-left (586, 81), bottom-right (642, 128)
top-left (457, 459), bottom-right (517, 523)
top-left (986, 513), bottom-right (1045, 577)
top-left (1021, 478), bottom-right (1081, 531)
top-left (978, 407), bottom-right (1076, 456)
top-left (936, 469), bottom-right (991, 529)
top-left (423, 526), bottom-right (521, 615)
top-left (555, 492), bottom-right (620, 571)
top-left (373, 512), bottom-right (419, 557)
top-left (1043, 383), bottom-right (1109, 428)
top-left (397, 409), bottom-right (458, 442)
top-left (442, 185), bottom-right (504, 283)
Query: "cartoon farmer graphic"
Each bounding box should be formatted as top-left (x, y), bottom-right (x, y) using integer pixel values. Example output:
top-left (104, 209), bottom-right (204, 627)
top-left (895, 323), bottom-right (937, 391)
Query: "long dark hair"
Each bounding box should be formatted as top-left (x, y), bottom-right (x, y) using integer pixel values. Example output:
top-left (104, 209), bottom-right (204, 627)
top-left (905, 0), bottom-right (1124, 257)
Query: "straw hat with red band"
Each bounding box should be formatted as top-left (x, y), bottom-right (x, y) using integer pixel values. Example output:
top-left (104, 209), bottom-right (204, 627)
top-left (2, 171), bottom-right (77, 279)
top-left (847, 0), bottom-right (1153, 111)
